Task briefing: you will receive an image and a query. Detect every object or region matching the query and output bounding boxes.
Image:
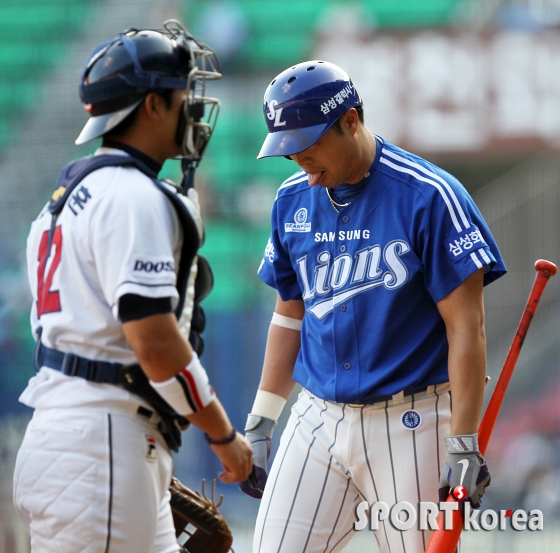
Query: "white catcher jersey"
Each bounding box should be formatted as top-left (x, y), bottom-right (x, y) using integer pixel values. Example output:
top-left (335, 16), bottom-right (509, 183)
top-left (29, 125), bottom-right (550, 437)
top-left (22, 148), bottom-right (200, 411)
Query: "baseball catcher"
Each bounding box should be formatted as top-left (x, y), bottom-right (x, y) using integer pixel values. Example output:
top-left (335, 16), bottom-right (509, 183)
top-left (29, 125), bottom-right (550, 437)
top-left (13, 18), bottom-right (251, 553)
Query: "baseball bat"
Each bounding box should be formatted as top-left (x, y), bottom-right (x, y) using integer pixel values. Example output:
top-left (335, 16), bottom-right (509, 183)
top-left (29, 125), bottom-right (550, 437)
top-left (424, 259), bottom-right (557, 553)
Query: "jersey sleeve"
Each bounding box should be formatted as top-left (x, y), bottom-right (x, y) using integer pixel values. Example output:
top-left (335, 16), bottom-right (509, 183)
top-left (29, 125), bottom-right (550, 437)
top-left (257, 199), bottom-right (303, 301)
top-left (90, 173), bottom-right (181, 318)
top-left (421, 172), bottom-right (506, 303)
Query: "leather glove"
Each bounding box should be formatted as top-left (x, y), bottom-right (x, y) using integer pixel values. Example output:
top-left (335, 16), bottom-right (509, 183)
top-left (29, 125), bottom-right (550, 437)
top-left (238, 414), bottom-right (276, 499)
top-left (169, 476), bottom-right (232, 553)
top-left (439, 433), bottom-right (490, 509)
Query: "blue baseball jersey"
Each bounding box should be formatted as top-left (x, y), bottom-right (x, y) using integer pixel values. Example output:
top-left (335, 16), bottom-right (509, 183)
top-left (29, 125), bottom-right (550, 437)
top-left (258, 137), bottom-right (506, 403)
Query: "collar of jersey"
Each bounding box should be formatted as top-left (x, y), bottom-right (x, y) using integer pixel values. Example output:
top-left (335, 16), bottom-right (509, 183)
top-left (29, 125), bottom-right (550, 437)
top-left (329, 154), bottom-right (378, 205)
top-left (99, 140), bottom-right (162, 177)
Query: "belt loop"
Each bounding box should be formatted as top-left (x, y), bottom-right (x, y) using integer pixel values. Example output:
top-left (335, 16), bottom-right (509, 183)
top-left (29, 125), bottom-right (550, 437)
top-left (87, 360), bottom-right (97, 382)
top-left (34, 335), bottom-right (44, 372)
top-left (61, 353), bottom-right (79, 376)
top-left (392, 390), bottom-right (405, 405)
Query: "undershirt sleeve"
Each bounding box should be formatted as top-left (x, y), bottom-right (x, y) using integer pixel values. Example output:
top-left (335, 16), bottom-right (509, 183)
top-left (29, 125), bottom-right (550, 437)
top-left (118, 294), bottom-right (173, 322)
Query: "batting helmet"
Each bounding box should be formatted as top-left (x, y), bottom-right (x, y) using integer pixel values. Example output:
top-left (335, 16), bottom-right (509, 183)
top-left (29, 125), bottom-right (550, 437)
top-left (76, 19), bottom-right (222, 162)
top-left (257, 60), bottom-right (363, 159)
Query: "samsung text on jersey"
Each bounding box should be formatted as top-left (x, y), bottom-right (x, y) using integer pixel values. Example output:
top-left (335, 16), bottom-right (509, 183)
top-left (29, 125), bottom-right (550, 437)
top-left (314, 229), bottom-right (371, 242)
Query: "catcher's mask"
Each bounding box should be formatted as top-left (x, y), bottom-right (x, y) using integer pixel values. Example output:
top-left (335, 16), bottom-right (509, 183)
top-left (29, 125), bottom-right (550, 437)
top-left (257, 60), bottom-right (363, 159)
top-left (76, 19), bottom-right (222, 163)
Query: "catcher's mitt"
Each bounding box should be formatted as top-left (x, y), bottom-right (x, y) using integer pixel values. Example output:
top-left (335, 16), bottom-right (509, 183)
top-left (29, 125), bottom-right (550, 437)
top-left (169, 476), bottom-right (233, 553)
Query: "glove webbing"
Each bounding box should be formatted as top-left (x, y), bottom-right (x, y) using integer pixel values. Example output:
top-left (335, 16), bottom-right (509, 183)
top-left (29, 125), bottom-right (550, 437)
top-left (169, 488), bottom-right (225, 535)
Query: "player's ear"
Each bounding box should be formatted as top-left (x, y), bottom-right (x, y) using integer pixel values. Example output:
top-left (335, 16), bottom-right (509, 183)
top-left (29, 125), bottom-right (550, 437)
top-left (142, 92), bottom-right (166, 121)
top-left (343, 108), bottom-right (360, 135)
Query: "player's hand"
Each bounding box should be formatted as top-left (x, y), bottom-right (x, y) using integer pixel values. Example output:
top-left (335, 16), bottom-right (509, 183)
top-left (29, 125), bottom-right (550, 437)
top-left (438, 433), bottom-right (490, 509)
top-left (238, 414), bottom-right (277, 499)
top-left (210, 433), bottom-right (253, 484)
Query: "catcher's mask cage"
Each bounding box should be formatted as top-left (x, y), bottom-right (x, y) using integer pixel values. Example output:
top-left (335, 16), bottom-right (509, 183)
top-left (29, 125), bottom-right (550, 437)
top-left (76, 19), bottom-right (222, 165)
top-left (257, 60), bottom-right (363, 159)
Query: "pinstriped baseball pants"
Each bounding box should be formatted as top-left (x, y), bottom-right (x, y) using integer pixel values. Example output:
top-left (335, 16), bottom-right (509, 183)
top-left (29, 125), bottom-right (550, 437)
top-left (253, 385), bottom-right (452, 553)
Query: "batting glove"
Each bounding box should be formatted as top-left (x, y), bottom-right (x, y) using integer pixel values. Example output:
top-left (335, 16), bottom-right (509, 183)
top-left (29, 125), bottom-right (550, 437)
top-left (238, 414), bottom-right (276, 499)
top-left (439, 433), bottom-right (490, 509)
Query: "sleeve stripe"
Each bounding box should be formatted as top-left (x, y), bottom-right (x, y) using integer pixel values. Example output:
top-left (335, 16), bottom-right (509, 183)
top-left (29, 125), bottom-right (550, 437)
top-left (380, 149), bottom-right (495, 272)
top-left (379, 156), bottom-right (463, 232)
top-left (282, 169), bottom-right (306, 185)
top-left (275, 171), bottom-right (308, 198)
top-left (117, 281), bottom-right (176, 289)
top-left (478, 248), bottom-right (491, 264)
top-left (381, 148), bottom-right (471, 229)
top-left (178, 368), bottom-right (205, 411)
top-left (469, 252), bottom-right (483, 269)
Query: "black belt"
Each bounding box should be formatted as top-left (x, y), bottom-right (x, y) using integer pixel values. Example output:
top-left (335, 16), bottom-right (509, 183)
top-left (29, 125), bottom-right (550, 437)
top-left (36, 341), bottom-right (129, 385)
top-left (34, 338), bottom-right (188, 452)
top-left (347, 384), bottom-right (432, 407)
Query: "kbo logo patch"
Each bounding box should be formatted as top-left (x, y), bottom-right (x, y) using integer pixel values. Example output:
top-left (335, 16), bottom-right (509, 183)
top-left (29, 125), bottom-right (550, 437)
top-left (401, 410), bottom-right (422, 430)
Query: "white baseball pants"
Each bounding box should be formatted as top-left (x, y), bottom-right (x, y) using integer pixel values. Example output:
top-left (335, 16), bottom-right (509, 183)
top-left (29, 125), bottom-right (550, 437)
top-left (13, 405), bottom-right (179, 553)
top-left (253, 385), bottom-right (452, 553)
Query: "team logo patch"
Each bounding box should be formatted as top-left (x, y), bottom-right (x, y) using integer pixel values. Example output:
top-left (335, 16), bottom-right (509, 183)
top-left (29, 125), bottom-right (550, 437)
top-left (285, 208), bottom-right (311, 233)
top-left (145, 435), bottom-right (157, 460)
top-left (401, 410), bottom-right (422, 430)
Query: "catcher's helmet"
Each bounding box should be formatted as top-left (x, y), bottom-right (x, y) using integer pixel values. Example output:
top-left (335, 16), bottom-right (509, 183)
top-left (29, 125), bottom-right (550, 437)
top-left (76, 19), bottom-right (221, 162)
top-left (257, 60), bottom-right (363, 159)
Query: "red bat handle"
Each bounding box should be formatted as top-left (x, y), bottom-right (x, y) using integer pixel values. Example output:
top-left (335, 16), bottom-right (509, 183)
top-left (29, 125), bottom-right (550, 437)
top-left (424, 259), bottom-right (557, 553)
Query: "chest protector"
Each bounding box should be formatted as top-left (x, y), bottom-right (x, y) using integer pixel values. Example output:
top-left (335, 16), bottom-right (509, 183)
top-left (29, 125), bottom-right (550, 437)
top-left (40, 153), bottom-right (214, 450)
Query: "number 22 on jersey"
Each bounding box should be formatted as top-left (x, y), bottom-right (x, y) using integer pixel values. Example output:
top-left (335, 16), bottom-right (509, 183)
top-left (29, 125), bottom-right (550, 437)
top-left (37, 226), bottom-right (63, 318)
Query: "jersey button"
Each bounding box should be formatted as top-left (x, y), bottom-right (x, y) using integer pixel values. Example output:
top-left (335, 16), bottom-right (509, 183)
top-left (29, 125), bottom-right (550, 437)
top-left (340, 304), bottom-right (347, 312)
top-left (343, 362), bottom-right (351, 370)
top-left (343, 215), bottom-right (350, 223)
top-left (340, 245), bottom-right (347, 252)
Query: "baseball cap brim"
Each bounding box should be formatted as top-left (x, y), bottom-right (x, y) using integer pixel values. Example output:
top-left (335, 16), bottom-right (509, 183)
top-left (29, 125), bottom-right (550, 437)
top-left (75, 99), bottom-right (144, 145)
top-left (257, 122), bottom-right (332, 159)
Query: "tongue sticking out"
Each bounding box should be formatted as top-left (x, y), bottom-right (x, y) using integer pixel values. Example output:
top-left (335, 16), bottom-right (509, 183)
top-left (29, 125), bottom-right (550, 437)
top-left (307, 172), bottom-right (323, 186)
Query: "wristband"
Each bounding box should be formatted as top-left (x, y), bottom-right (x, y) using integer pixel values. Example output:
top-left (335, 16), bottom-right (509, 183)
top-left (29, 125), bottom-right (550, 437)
top-left (445, 432), bottom-right (479, 453)
top-left (149, 352), bottom-right (215, 416)
top-left (205, 427), bottom-right (237, 445)
top-left (251, 389), bottom-right (287, 422)
top-left (271, 312), bottom-right (302, 331)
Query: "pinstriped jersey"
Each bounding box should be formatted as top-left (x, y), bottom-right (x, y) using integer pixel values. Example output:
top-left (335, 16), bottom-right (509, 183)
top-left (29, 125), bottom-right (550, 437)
top-left (258, 137), bottom-right (506, 403)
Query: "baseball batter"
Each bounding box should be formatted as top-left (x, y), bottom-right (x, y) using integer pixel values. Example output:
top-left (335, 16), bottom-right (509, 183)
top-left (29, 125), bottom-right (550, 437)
top-left (239, 61), bottom-right (507, 553)
top-left (13, 21), bottom-right (251, 553)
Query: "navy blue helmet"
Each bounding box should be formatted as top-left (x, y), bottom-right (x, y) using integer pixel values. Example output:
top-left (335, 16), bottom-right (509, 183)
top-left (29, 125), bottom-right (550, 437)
top-left (76, 19), bottom-right (221, 162)
top-left (257, 60), bottom-right (363, 159)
